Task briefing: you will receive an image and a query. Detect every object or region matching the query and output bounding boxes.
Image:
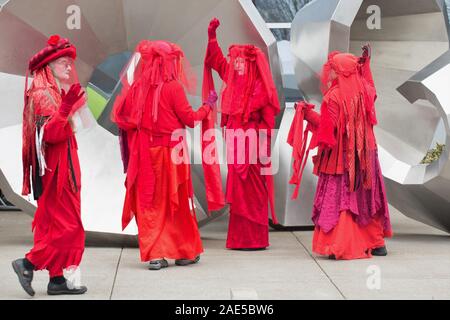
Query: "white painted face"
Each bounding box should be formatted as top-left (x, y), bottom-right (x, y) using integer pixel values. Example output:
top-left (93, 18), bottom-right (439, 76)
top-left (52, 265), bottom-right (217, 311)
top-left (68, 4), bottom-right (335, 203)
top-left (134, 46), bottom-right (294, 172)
top-left (49, 56), bottom-right (73, 81)
top-left (234, 56), bottom-right (246, 76)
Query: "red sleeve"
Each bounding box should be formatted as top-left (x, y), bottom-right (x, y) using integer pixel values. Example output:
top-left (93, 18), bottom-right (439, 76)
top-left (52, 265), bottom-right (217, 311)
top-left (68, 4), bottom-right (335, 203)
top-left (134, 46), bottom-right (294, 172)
top-left (43, 111), bottom-right (74, 144)
top-left (326, 96), bottom-right (339, 124)
top-left (304, 108), bottom-right (320, 128)
top-left (317, 97), bottom-right (339, 148)
top-left (360, 57), bottom-right (378, 110)
top-left (360, 57), bottom-right (375, 88)
top-left (248, 79), bottom-right (275, 132)
top-left (248, 79), bottom-right (269, 110)
top-left (169, 81), bottom-right (210, 128)
top-left (112, 91), bottom-right (138, 131)
top-left (259, 106), bottom-right (276, 134)
top-left (205, 39), bottom-right (229, 80)
top-left (30, 90), bottom-right (74, 144)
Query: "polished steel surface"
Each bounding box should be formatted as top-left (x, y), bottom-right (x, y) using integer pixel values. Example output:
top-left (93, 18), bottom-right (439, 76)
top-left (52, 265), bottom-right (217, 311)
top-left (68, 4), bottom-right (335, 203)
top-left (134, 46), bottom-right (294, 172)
top-left (291, 0), bottom-right (450, 232)
top-left (0, 0), bottom-right (284, 234)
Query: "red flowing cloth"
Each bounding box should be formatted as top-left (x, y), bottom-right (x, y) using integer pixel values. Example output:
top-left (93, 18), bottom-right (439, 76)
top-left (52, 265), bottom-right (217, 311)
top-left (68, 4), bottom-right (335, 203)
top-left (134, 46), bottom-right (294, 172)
top-left (287, 101), bottom-right (317, 199)
top-left (313, 210), bottom-right (386, 260)
top-left (202, 64), bottom-right (225, 212)
top-left (134, 146), bottom-right (203, 261)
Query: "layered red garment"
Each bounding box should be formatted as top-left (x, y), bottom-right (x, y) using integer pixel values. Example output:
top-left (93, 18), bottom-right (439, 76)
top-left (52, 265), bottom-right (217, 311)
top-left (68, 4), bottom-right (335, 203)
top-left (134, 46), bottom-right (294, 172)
top-left (313, 211), bottom-right (386, 260)
top-left (112, 40), bottom-right (214, 260)
top-left (134, 146), bottom-right (203, 261)
top-left (204, 39), bottom-right (280, 249)
top-left (23, 65), bottom-right (84, 277)
top-left (288, 50), bottom-right (392, 259)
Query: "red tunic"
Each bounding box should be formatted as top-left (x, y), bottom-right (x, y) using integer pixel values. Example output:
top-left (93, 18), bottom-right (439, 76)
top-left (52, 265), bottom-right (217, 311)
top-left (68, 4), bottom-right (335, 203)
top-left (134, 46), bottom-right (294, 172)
top-left (205, 40), bottom-right (277, 249)
top-left (25, 84), bottom-right (85, 277)
top-left (115, 80), bottom-right (209, 261)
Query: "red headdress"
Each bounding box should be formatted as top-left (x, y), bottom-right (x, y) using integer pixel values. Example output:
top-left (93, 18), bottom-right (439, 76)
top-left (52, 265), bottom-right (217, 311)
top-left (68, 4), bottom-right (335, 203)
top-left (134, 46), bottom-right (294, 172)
top-left (112, 40), bottom-right (196, 132)
top-left (22, 35), bottom-right (78, 198)
top-left (28, 35), bottom-right (77, 73)
top-left (218, 44), bottom-right (280, 122)
top-left (320, 51), bottom-right (377, 125)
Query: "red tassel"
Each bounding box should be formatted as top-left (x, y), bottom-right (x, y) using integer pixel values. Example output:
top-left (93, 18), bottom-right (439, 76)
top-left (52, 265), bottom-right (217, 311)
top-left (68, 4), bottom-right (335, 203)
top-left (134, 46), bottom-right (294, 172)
top-left (201, 64), bottom-right (225, 212)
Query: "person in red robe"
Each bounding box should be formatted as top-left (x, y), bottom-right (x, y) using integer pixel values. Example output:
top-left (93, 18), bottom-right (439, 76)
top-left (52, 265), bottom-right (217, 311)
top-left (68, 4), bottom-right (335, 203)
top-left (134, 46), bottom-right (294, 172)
top-left (288, 46), bottom-right (393, 260)
top-left (204, 18), bottom-right (281, 250)
top-left (112, 40), bottom-right (219, 270)
top-left (12, 35), bottom-right (87, 296)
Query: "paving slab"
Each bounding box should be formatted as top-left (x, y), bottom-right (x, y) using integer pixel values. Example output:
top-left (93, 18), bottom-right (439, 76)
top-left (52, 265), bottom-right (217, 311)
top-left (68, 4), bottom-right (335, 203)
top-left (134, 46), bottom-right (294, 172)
top-left (294, 206), bottom-right (450, 300)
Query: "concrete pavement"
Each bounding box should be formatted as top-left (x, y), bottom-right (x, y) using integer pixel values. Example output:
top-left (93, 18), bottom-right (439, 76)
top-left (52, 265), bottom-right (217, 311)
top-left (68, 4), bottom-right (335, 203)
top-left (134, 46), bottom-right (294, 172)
top-left (0, 206), bottom-right (449, 300)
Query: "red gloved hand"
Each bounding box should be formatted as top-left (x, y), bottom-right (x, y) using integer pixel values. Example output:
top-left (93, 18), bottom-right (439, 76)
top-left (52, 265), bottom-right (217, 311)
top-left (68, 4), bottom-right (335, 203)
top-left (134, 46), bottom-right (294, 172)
top-left (204, 90), bottom-right (218, 110)
top-left (59, 83), bottom-right (85, 118)
top-left (208, 18), bottom-right (220, 41)
top-left (294, 101), bottom-right (314, 111)
top-left (359, 43), bottom-right (371, 64)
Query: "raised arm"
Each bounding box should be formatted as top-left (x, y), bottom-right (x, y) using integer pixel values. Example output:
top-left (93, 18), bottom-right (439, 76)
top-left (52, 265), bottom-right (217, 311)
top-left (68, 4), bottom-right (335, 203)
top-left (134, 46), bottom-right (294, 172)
top-left (169, 81), bottom-right (216, 128)
top-left (42, 84), bottom-right (84, 144)
top-left (304, 108), bottom-right (321, 128)
top-left (359, 43), bottom-right (375, 88)
top-left (205, 18), bottom-right (229, 80)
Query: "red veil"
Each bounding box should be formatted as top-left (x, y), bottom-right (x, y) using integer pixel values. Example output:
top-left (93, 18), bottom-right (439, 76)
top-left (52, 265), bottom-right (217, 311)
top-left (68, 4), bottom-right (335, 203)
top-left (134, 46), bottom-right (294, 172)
top-left (217, 45), bottom-right (279, 119)
top-left (112, 40), bottom-right (196, 132)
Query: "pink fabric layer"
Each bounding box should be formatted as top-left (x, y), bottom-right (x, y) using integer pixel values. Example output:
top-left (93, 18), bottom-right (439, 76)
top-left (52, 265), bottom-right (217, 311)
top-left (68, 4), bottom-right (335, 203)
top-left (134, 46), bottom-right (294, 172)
top-left (312, 150), bottom-right (392, 235)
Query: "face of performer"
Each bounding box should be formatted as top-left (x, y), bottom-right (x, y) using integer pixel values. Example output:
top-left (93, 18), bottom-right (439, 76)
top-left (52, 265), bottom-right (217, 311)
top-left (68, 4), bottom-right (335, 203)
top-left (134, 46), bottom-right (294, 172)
top-left (49, 56), bottom-right (73, 81)
top-left (234, 56), bottom-right (246, 76)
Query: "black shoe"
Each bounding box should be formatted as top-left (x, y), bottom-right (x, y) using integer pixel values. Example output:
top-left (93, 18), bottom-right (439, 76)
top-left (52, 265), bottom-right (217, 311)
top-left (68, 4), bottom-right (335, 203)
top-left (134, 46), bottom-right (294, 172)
top-left (175, 256), bottom-right (200, 266)
top-left (148, 259), bottom-right (169, 270)
top-left (371, 246), bottom-right (388, 256)
top-left (328, 254), bottom-right (336, 260)
top-left (47, 280), bottom-right (87, 295)
top-left (11, 259), bottom-right (35, 297)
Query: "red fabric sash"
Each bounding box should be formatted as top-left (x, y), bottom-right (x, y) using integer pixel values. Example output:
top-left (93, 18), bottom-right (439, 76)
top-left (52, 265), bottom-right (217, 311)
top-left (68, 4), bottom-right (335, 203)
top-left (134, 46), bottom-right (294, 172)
top-left (287, 101), bottom-right (317, 199)
top-left (201, 64), bottom-right (225, 212)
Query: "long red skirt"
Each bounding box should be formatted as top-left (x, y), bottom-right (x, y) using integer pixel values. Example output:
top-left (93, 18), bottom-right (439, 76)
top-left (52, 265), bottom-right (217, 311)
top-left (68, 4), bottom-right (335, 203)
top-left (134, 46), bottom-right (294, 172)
top-left (134, 146), bottom-right (203, 261)
top-left (313, 210), bottom-right (387, 260)
top-left (226, 164), bottom-right (270, 249)
top-left (312, 152), bottom-right (392, 260)
top-left (26, 171), bottom-right (85, 277)
top-left (226, 214), bottom-right (269, 249)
